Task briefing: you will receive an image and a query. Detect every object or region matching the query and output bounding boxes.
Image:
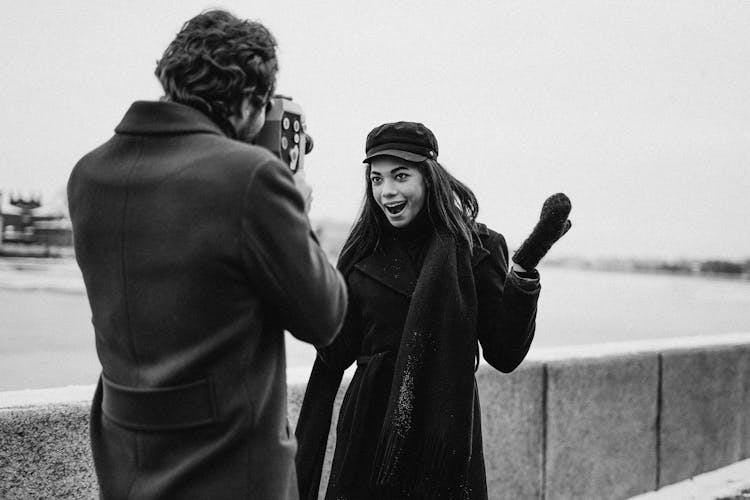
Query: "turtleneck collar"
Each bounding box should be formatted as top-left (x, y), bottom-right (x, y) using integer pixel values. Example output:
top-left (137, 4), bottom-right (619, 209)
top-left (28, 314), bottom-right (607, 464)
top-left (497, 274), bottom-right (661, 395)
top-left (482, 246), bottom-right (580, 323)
top-left (383, 205), bottom-right (433, 243)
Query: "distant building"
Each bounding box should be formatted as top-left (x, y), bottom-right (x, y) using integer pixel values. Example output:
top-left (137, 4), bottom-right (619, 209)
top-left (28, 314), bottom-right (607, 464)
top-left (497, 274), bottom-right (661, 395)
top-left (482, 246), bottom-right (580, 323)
top-left (0, 191), bottom-right (73, 256)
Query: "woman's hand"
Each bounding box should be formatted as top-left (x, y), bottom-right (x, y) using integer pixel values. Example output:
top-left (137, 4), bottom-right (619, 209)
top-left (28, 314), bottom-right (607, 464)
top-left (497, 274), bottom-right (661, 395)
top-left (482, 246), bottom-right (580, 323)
top-left (512, 193), bottom-right (572, 270)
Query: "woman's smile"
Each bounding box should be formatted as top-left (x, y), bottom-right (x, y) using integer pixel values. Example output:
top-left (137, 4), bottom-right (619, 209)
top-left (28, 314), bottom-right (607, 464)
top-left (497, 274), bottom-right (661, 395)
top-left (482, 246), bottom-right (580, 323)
top-left (384, 201), bottom-right (407, 215)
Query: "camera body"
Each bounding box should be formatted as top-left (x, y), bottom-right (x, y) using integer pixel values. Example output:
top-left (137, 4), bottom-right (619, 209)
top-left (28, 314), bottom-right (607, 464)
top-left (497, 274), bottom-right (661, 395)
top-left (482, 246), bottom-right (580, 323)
top-left (253, 95), bottom-right (313, 173)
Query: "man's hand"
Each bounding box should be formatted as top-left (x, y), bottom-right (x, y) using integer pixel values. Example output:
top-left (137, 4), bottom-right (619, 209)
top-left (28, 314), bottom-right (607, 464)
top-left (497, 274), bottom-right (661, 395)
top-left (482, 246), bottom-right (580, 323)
top-left (293, 169), bottom-right (313, 214)
top-left (512, 193), bottom-right (572, 270)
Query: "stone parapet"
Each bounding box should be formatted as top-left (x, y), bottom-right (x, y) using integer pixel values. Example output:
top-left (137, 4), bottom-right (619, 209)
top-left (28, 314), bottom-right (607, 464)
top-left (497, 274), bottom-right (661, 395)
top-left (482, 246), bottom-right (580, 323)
top-left (2, 332), bottom-right (750, 500)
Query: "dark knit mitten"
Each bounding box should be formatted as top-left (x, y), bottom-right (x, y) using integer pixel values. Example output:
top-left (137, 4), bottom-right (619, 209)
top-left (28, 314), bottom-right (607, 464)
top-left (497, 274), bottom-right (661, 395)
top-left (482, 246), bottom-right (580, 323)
top-left (512, 193), bottom-right (572, 270)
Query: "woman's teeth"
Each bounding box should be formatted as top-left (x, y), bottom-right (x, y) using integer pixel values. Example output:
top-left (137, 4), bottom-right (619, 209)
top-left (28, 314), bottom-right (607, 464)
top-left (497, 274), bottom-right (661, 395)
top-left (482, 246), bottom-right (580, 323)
top-left (386, 202), bottom-right (407, 214)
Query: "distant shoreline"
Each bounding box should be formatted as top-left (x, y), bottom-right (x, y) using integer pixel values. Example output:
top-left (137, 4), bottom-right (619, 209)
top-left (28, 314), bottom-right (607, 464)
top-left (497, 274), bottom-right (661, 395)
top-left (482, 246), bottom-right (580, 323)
top-left (543, 260), bottom-right (750, 282)
top-left (0, 260), bottom-right (747, 298)
top-left (545, 263), bottom-right (750, 282)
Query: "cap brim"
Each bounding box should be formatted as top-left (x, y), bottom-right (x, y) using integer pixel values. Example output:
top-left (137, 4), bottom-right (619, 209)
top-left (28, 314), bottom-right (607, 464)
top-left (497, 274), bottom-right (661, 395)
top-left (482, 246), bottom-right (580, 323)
top-left (362, 149), bottom-right (429, 164)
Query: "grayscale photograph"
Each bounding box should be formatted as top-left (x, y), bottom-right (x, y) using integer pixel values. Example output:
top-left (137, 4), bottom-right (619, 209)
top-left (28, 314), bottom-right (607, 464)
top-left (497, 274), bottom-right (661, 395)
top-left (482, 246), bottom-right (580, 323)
top-left (1, 1), bottom-right (749, 499)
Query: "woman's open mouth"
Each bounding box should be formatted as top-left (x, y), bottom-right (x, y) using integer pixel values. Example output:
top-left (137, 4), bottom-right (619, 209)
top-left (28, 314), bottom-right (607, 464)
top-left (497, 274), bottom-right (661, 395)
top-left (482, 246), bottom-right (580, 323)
top-left (385, 201), bottom-right (407, 215)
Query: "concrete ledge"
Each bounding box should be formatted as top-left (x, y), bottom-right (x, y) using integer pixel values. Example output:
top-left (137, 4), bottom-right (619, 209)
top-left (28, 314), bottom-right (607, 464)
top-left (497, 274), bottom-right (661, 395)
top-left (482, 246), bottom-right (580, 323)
top-left (0, 403), bottom-right (96, 500)
top-left (477, 360), bottom-right (545, 500)
top-left (2, 332), bottom-right (750, 499)
top-left (741, 347), bottom-right (750, 460)
top-left (545, 353), bottom-right (659, 500)
top-left (659, 344), bottom-right (749, 486)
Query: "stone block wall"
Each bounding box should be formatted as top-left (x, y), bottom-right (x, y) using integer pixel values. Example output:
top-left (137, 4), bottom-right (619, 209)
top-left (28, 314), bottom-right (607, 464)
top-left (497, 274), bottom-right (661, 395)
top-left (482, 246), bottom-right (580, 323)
top-left (478, 360), bottom-right (545, 500)
top-left (0, 402), bottom-right (96, 499)
top-left (659, 344), bottom-right (750, 486)
top-left (544, 354), bottom-right (660, 499)
top-left (2, 333), bottom-right (749, 500)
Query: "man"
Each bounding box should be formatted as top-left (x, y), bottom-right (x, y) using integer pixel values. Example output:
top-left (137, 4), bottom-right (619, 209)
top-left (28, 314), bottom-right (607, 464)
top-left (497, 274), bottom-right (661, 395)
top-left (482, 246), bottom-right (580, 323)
top-left (68, 10), bottom-right (347, 500)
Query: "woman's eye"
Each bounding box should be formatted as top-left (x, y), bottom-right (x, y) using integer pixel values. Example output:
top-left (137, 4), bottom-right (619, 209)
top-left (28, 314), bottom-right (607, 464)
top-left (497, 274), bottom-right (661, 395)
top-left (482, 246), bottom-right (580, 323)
top-left (370, 177), bottom-right (382, 185)
top-left (395, 173), bottom-right (409, 181)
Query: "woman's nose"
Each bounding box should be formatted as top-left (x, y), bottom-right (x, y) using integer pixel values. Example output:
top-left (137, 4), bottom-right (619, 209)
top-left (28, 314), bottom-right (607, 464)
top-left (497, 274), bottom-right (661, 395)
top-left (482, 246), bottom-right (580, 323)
top-left (382, 179), bottom-right (398, 197)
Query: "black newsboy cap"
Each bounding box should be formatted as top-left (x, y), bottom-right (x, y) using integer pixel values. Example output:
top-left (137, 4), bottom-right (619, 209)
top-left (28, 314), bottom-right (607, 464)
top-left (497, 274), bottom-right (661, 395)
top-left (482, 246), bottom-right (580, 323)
top-left (363, 121), bottom-right (438, 163)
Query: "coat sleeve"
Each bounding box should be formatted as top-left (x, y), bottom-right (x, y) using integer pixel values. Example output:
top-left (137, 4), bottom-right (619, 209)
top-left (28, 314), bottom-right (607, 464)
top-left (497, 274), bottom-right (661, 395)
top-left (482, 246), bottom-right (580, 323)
top-left (295, 294), bottom-right (362, 500)
top-left (475, 230), bottom-right (541, 373)
top-left (240, 159), bottom-right (348, 348)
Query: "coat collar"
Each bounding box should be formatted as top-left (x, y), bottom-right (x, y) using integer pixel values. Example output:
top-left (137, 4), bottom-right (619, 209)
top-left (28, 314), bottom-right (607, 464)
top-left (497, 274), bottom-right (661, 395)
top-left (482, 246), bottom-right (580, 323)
top-left (353, 225), bottom-right (492, 298)
top-left (114, 101), bottom-right (226, 136)
top-left (471, 223), bottom-right (491, 267)
top-left (354, 236), bottom-right (419, 298)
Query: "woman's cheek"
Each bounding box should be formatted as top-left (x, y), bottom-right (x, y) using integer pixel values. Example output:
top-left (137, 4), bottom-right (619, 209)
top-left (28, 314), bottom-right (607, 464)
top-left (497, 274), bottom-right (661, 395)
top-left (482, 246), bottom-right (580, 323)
top-left (371, 185), bottom-right (382, 203)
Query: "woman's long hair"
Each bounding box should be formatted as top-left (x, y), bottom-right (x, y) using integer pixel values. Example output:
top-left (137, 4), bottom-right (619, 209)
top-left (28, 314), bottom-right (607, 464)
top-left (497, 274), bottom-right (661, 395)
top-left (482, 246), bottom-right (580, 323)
top-left (337, 158), bottom-right (479, 275)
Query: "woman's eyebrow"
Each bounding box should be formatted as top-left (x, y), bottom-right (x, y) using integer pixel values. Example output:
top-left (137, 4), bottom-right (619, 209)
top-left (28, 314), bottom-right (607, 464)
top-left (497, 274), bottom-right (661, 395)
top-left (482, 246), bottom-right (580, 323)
top-left (370, 166), bottom-right (408, 177)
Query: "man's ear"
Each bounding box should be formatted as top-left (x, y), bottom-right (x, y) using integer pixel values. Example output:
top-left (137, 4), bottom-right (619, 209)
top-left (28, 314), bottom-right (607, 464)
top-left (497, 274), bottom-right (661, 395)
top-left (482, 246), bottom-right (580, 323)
top-left (228, 95), bottom-right (254, 133)
top-left (240, 96), bottom-right (252, 119)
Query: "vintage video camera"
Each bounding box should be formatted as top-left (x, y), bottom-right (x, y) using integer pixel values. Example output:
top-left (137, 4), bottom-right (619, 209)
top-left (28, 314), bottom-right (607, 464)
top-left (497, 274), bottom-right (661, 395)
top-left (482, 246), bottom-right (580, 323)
top-left (253, 95), bottom-right (314, 173)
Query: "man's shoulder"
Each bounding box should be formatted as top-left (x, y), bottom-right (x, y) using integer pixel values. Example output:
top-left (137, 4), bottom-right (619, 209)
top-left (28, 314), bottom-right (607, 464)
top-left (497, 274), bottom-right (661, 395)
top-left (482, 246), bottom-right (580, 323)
top-left (206, 136), bottom-right (279, 168)
top-left (70, 136), bottom-right (119, 178)
top-left (207, 139), bottom-right (292, 187)
top-left (70, 132), bottom-right (289, 200)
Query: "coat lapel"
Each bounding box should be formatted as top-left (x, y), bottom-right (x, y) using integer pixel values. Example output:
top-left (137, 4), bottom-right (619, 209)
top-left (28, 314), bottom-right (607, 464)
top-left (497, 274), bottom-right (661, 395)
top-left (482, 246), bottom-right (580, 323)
top-left (354, 224), bottom-right (492, 298)
top-left (354, 239), bottom-right (418, 298)
top-left (471, 224), bottom-right (491, 268)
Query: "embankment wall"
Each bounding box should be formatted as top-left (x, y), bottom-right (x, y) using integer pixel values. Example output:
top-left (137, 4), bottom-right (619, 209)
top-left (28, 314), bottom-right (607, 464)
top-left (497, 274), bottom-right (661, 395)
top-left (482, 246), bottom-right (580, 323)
top-left (2, 333), bottom-right (749, 499)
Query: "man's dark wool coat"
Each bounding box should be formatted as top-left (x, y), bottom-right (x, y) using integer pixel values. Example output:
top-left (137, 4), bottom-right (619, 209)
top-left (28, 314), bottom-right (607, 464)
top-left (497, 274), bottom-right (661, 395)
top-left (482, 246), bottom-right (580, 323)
top-left (68, 101), bottom-right (347, 500)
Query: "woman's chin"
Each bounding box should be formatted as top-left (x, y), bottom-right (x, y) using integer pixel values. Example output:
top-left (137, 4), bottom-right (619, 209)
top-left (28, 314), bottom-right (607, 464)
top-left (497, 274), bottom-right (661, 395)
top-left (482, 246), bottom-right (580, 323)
top-left (387, 215), bottom-right (414, 228)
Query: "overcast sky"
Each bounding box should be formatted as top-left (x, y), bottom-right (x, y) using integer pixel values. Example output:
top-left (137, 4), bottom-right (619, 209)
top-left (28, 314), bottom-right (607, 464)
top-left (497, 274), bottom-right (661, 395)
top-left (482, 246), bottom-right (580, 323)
top-left (1, 1), bottom-right (748, 260)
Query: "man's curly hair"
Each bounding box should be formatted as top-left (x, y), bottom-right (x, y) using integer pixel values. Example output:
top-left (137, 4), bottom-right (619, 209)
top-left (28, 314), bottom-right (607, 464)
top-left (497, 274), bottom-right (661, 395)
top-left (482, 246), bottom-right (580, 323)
top-left (155, 10), bottom-right (278, 137)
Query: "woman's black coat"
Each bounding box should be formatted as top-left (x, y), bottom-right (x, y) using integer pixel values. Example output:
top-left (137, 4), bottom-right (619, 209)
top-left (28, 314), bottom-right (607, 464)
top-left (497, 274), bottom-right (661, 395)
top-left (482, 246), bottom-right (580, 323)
top-left (296, 223), bottom-right (540, 499)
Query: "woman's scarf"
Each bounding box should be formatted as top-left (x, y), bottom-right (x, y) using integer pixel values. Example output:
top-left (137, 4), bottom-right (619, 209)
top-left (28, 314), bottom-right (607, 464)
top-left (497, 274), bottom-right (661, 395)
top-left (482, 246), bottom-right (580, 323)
top-left (369, 229), bottom-right (479, 498)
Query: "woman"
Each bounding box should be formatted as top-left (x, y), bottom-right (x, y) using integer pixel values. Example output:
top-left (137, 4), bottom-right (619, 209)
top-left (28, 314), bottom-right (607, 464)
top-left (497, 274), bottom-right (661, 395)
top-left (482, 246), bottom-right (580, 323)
top-left (296, 121), bottom-right (571, 499)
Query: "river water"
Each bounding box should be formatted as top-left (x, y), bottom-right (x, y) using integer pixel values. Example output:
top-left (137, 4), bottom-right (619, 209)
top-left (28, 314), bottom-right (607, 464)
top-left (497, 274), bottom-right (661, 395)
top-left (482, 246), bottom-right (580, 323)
top-left (1, 259), bottom-right (749, 391)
